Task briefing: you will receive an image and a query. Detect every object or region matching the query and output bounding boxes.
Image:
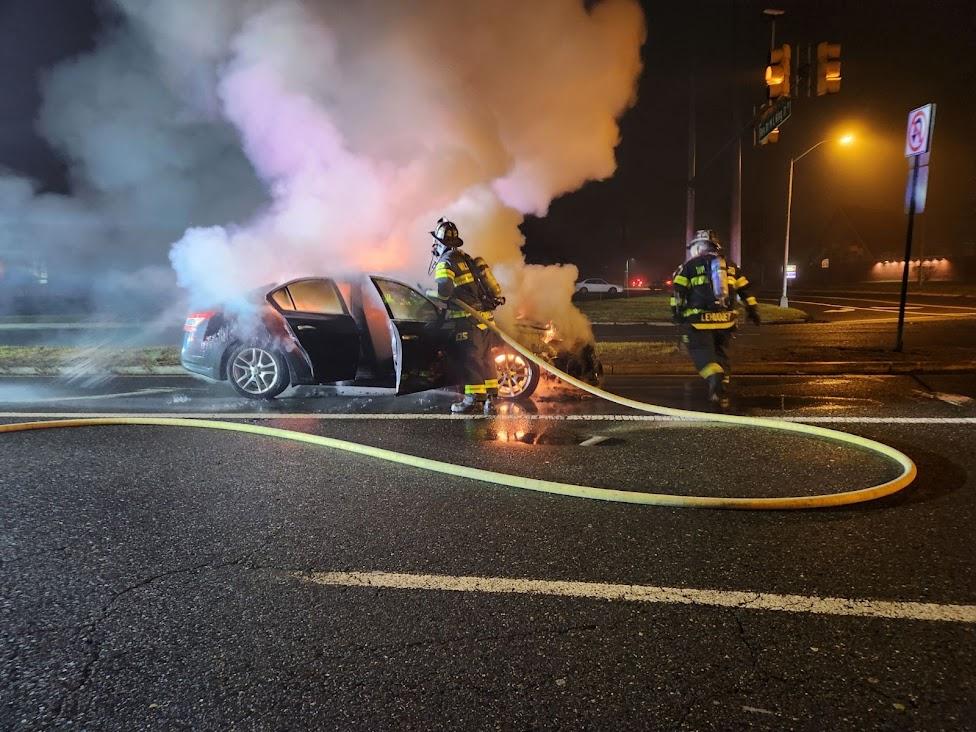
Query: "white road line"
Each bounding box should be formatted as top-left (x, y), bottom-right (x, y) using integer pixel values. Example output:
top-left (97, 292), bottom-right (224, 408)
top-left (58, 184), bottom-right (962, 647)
top-left (785, 299), bottom-right (976, 319)
top-left (1, 411), bottom-right (975, 424)
top-left (297, 570), bottom-right (976, 624)
top-left (808, 316), bottom-right (976, 325)
top-left (791, 295), bottom-right (976, 312)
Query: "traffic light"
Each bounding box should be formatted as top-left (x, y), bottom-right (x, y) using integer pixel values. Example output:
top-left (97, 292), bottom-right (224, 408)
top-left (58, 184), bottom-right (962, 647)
top-left (816, 42), bottom-right (841, 95)
top-left (765, 44), bottom-right (791, 100)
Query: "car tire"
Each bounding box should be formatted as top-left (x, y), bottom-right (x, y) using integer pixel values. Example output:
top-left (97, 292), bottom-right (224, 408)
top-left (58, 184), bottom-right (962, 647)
top-left (227, 344), bottom-right (290, 400)
top-left (608, 287), bottom-right (618, 294)
top-left (577, 287), bottom-right (588, 295)
top-left (494, 349), bottom-right (541, 401)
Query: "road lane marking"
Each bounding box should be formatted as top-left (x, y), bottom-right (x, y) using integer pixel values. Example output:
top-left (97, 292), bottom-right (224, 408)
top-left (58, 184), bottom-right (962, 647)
top-left (296, 570), bottom-right (976, 624)
top-left (806, 315), bottom-right (976, 325)
top-left (789, 294), bottom-right (976, 312)
top-left (784, 299), bottom-right (976, 319)
top-left (1, 412), bottom-right (975, 424)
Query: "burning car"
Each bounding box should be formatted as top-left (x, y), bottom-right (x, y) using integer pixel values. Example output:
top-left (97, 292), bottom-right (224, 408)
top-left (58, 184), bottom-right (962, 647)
top-left (181, 275), bottom-right (602, 401)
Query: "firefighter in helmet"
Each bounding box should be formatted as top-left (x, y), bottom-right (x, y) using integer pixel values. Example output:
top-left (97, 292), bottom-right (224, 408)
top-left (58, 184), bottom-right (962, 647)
top-left (426, 217), bottom-right (506, 414)
top-left (671, 229), bottom-right (760, 407)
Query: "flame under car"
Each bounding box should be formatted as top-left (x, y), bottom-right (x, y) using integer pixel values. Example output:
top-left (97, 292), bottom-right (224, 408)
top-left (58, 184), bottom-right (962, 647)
top-left (180, 275), bottom-right (559, 401)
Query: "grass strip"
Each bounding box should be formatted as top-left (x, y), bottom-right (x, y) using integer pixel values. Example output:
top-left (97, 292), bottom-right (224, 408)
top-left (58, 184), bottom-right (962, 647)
top-left (576, 294), bottom-right (808, 324)
top-left (0, 346), bottom-right (181, 371)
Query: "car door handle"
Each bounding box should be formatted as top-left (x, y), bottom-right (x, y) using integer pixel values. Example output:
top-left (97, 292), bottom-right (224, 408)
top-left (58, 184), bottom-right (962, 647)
top-left (296, 325), bottom-right (316, 331)
top-left (402, 334), bottom-right (418, 341)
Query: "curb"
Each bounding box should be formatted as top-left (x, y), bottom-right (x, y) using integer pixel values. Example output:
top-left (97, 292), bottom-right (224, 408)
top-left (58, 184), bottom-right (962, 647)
top-left (590, 320), bottom-right (809, 327)
top-left (604, 361), bottom-right (976, 376)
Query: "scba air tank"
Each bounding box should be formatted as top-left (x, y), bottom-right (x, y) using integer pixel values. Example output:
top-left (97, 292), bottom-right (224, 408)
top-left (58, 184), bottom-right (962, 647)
top-left (709, 256), bottom-right (730, 309)
top-left (472, 256), bottom-right (503, 299)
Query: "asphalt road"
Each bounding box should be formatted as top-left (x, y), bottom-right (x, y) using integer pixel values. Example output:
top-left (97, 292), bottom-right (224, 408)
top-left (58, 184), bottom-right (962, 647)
top-left (594, 298), bottom-right (976, 357)
top-left (2, 374), bottom-right (976, 729)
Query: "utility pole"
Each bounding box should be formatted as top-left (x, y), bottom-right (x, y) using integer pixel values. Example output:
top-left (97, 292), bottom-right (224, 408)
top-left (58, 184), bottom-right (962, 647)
top-left (685, 77), bottom-right (696, 252)
top-left (764, 8), bottom-right (784, 52)
top-left (729, 0), bottom-right (742, 264)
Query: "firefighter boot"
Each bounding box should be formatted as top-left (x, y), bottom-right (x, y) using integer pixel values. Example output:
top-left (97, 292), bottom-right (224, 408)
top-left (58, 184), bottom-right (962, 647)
top-left (451, 395), bottom-right (482, 414)
top-left (706, 374), bottom-right (730, 409)
top-left (482, 397), bottom-right (496, 414)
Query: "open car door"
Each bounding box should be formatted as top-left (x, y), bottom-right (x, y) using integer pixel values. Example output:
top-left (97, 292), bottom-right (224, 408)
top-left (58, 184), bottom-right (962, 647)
top-left (268, 279), bottom-right (360, 382)
top-left (369, 277), bottom-right (452, 395)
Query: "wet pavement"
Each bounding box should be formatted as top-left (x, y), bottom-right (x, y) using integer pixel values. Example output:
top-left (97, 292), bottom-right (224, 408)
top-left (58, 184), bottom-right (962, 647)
top-left (2, 373), bottom-right (976, 729)
top-left (0, 372), bottom-right (972, 417)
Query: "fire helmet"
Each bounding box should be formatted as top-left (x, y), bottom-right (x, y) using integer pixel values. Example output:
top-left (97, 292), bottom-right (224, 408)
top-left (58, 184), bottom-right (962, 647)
top-left (431, 218), bottom-right (463, 250)
top-left (687, 228), bottom-right (722, 256)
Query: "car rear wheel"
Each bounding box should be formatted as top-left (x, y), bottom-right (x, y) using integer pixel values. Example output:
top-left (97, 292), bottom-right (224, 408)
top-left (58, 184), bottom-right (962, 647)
top-left (227, 345), bottom-right (289, 399)
top-left (495, 350), bottom-right (540, 401)
top-left (576, 287), bottom-right (588, 295)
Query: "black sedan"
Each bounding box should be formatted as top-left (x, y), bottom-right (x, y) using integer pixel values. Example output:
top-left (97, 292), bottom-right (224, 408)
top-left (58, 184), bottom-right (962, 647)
top-left (180, 275), bottom-right (542, 400)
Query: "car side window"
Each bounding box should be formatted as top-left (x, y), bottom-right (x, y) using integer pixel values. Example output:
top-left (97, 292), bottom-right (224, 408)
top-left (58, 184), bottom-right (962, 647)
top-left (372, 279), bottom-right (439, 322)
top-left (270, 287), bottom-right (295, 311)
top-left (287, 279), bottom-right (345, 315)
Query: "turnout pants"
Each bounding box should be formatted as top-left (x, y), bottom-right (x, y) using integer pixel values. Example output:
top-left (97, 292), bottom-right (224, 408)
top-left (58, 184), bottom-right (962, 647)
top-left (681, 325), bottom-right (734, 392)
top-left (452, 321), bottom-right (498, 399)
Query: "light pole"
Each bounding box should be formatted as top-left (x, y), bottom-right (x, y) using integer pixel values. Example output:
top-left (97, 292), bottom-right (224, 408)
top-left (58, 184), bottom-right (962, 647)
top-left (625, 257), bottom-right (636, 297)
top-left (780, 134), bottom-right (854, 308)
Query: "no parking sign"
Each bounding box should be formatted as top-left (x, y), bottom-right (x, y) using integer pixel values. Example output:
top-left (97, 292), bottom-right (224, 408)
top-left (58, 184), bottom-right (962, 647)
top-left (905, 104), bottom-right (935, 157)
top-left (896, 103), bottom-right (936, 352)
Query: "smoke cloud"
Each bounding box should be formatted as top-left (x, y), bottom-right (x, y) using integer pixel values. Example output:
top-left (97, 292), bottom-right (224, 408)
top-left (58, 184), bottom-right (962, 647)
top-left (2, 0), bottom-right (644, 343)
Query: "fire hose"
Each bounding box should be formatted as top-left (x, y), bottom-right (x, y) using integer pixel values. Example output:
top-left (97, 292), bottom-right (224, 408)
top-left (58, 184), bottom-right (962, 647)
top-left (0, 301), bottom-right (916, 510)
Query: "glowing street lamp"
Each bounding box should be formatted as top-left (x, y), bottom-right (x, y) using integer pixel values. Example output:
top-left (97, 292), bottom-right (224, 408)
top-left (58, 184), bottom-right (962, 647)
top-left (779, 134), bottom-right (855, 308)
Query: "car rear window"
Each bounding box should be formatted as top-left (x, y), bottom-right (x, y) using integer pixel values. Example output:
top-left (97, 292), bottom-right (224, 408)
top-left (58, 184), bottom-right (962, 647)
top-left (269, 288), bottom-right (295, 310)
top-left (287, 279), bottom-right (345, 315)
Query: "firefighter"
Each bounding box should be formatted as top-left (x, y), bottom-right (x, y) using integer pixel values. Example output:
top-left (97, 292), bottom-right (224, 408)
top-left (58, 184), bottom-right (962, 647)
top-left (426, 218), bottom-right (505, 414)
top-left (671, 229), bottom-right (761, 407)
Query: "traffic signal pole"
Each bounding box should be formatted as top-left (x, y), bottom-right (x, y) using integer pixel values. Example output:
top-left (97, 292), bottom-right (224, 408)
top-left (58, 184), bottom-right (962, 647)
top-left (780, 156), bottom-right (795, 308)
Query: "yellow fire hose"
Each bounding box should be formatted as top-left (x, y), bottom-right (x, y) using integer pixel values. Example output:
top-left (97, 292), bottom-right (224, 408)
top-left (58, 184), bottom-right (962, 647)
top-left (0, 302), bottom-right (916, 510)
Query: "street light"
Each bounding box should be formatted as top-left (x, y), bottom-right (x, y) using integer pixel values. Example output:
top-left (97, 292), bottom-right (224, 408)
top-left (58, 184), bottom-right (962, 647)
top-left (779, 134), bottom-right (855, 308)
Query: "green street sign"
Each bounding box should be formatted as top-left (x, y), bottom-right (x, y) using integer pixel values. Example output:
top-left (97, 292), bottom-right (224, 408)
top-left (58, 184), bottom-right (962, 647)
top-left (757, 98), bottom-right (792, 143)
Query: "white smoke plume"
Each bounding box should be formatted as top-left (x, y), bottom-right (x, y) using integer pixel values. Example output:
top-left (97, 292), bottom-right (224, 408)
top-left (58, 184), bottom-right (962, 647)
top-left (3, 0), bottom-right (645, 343)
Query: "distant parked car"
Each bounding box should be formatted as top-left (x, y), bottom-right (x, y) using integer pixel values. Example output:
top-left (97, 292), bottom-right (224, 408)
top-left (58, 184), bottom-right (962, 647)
top-left (574, 278), bottom-right (623, 295)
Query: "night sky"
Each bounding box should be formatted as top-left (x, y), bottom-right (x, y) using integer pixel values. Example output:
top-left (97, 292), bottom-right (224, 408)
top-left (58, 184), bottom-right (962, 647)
top-left (2, 0), bottom-right (974, 285)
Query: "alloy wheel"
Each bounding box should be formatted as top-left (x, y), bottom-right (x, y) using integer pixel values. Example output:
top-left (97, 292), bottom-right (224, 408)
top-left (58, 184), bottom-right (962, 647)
top-left (231, 347), bottom-right (280, 396)
top-left (496, 352), bottom-right (530, 398)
